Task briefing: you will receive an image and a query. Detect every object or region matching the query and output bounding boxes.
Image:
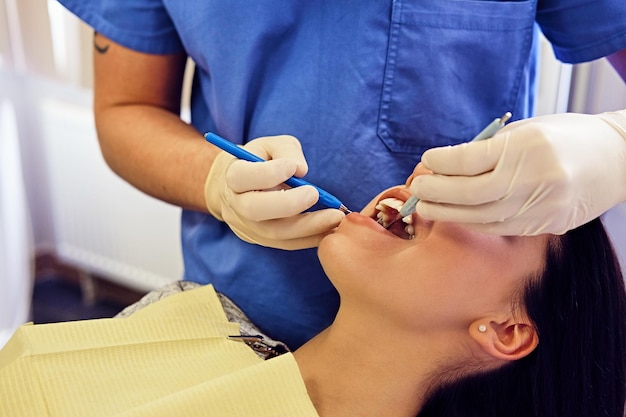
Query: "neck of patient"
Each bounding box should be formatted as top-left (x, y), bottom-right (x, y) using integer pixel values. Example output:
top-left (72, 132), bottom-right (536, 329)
top-left (293, 306), bottom-right (483, 417)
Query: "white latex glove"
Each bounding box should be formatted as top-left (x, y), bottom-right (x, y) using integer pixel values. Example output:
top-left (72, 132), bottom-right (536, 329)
top-left (408, 110), bottom-right (626, 235)
top-left (204, 135), bottom-right (345, 249)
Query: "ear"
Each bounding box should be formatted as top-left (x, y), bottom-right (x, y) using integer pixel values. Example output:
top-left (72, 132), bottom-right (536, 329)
top-left (469, 317), bottom-right (538, 361)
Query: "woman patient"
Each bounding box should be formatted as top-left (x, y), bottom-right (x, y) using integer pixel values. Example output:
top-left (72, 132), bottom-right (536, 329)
top-left (1, 185), bottom-right (625, 417)
top-left (304, 186), bottom-right (626, 417)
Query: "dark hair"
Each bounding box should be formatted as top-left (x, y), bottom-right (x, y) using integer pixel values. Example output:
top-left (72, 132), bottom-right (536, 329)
top-left (418, 218), bottom-right (626, 417)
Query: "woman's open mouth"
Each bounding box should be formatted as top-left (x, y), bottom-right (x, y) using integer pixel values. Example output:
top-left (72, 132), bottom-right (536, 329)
top-left (371, 190), bottom-right (416, 240)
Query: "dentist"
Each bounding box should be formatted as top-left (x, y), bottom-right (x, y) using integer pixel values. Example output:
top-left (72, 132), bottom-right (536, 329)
top-left (57, 0), bottom-right (626, 349)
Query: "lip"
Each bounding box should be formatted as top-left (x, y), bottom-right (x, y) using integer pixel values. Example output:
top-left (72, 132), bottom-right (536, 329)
top-left (377, 188), bottom-right (413, 209)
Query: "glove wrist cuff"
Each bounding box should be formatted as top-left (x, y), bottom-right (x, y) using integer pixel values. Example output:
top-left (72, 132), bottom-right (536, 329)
top-left (204, 178), bottom-right (224, 222)
top-left (599, 109), bottom-right (626, 135)
top-left (204, 151), bottom-right (234, 222)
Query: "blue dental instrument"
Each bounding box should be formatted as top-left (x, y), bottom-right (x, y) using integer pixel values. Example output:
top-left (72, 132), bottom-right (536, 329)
top-left (204, 132), bottom-right (352, 214)
top-left (385, 112), bottom-right (512, 227)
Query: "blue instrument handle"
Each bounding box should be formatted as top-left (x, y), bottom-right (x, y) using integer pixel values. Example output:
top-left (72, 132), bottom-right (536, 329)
top-left (204, 132), bottom-right (349, 212)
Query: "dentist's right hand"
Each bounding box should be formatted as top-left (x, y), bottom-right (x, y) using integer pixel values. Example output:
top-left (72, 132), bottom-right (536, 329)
top-left (204, 135), bottom-right (345, 250)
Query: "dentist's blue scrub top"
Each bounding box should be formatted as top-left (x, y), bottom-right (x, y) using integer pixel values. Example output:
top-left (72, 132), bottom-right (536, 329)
top-left (58, 0), bottom-right (626, 349)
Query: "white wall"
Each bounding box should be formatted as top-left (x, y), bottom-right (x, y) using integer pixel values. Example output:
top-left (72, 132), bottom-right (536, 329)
top-left (0, 97), bottom-right (33, 348)
top-left (535, 34), bottom-right (573, 116)
top-left (1, 0), bottom-right (184, 306)
top-left (0, 0), bottom-right (38, 347)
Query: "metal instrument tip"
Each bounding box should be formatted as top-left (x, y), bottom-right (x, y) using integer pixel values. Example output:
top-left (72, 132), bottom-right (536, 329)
top-left (500, 112), bottom-right (512, 125)
top-left (384, 214), bottom-right (403, 230)
top-left (339, 205), bottom-right (352, 214)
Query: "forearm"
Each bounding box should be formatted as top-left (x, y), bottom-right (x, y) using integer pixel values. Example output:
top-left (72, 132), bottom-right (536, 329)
top-left (91, 34), bottom-right (215, 212)
top-left (95, 104), bottom-right (217, 212)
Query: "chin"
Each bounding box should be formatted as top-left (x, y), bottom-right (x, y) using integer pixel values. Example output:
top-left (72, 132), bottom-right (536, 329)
top-left (318, 228), bottom-right (340, 264)
top-left (317, 227), bottom-right (352, 285)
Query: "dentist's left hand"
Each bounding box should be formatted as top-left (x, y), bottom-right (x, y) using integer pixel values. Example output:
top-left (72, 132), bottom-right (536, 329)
top-left (204, 135), bottom-right (345, 249)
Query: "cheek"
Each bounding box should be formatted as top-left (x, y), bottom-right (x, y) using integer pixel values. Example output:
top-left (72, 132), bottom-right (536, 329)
top-left (453, 233), bottom-right (547, 287)
top-left (391, 234), bottom-right (519, 302)
top-left (415, 229), bottom-right (547, 312)
top-left (432, 225), bottom-right (532, 275)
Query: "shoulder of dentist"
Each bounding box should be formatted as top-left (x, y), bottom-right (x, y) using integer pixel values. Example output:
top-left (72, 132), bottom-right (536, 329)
top-left (56, 0), bottom-right (626, 348)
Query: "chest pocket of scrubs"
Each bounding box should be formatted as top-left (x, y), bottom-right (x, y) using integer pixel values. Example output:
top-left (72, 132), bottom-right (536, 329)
top-left (378, 0), bottom-right (536, 154)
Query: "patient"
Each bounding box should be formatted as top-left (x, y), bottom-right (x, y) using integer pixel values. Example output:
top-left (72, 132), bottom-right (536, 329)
top-left (1, 186), bottom-right (625, 417)
top-left (303, 186), bottom-right (626, 417)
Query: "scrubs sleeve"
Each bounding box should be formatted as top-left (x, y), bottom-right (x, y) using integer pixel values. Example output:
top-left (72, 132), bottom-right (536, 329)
top-left (57, 0), bottom-right (184, 54)
top-left (537, 0), bottom-right (626, 63)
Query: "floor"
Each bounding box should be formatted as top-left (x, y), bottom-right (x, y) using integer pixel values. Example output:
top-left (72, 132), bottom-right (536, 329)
top-left (32, 255), bottom-right (145, 324)
top-left (32, 276), bottom-right (127, 323)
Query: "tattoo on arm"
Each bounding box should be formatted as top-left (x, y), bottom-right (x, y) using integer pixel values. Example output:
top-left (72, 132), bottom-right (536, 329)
top-left (93, 31), bottom-right (110, 54)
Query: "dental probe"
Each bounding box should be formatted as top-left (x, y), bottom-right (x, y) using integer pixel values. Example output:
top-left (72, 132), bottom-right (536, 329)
top-left (384, 112), bottom-right (512, 228)
top-left (204, 132), bottom-right (352, 214)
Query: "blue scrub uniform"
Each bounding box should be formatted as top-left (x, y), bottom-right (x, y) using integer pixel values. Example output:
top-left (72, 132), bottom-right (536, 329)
top-left (58, 0), bottom-right (626, 349)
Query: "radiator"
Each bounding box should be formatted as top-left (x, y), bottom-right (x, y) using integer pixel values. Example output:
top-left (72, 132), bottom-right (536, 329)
top-left (38, 90), bottom-right (184, 292)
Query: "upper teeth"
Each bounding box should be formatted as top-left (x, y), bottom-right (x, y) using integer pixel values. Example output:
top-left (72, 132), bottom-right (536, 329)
top-left (375, 197), bottom-right (415, 239)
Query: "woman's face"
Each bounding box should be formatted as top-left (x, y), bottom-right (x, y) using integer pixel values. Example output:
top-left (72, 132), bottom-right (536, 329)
top-left (318, 186), bottom-right (549, 332)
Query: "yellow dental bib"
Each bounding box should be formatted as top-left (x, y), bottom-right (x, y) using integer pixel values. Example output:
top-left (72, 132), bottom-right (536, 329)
top-left (0, 285), bottom-right (318, 417)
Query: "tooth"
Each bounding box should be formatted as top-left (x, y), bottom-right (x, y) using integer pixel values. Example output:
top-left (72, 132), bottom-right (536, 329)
top-left (378, 197), bottom-right (404, 211)
top-left (377, 197), bottom-right (412, 232)
top-left (405, 224), bottom-right (415, 237)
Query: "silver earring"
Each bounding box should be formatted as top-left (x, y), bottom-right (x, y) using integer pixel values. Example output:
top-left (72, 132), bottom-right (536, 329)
top-left (478, 324), bottom-right (487, 333)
